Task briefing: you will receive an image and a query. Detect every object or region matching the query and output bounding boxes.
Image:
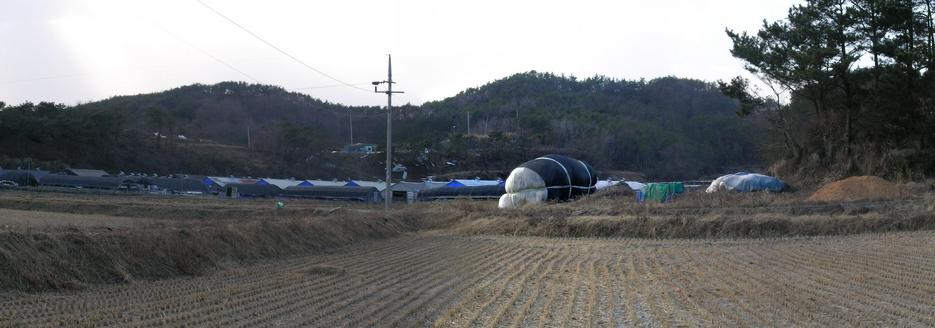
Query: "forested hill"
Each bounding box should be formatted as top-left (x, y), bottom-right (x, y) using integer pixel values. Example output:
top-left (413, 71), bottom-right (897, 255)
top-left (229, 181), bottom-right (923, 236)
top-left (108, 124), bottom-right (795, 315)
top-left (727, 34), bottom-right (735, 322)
top-left (401, 72), bottom-right (763, 178)
top-left (0, 72), bottom-right (762, 180)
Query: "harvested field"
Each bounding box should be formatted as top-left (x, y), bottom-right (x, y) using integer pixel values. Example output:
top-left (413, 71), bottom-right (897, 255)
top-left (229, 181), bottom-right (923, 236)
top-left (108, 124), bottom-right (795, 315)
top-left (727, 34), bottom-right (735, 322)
top-left (2, 190), bottom-right (935, 326)
top-left (3, 232), bottom-right (935, 327)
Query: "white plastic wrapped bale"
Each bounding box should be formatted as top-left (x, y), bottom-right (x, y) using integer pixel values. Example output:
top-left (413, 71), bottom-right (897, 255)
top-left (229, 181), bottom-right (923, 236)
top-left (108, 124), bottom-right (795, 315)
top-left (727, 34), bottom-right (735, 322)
top-left (706, 172), bottom-right (786, 193)
top-left (498, 154), bottom-right (598, 209)
top-left (499, 167), bottom-right (548, 208)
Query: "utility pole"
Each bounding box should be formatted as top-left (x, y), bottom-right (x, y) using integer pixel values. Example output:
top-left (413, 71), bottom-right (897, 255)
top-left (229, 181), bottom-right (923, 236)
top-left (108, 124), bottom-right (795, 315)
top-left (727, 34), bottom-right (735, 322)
top-left (349, 110), bottom-right (354, 145)
top-left (467, 111), bottom-right (471, 135)
top-left (373, 54), bottom-right (404, 211)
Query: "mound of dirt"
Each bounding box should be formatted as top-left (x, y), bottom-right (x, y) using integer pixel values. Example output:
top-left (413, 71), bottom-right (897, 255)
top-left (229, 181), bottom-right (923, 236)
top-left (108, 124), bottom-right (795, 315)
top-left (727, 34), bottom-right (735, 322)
top-left (808, 176), bottom-right (904, 203)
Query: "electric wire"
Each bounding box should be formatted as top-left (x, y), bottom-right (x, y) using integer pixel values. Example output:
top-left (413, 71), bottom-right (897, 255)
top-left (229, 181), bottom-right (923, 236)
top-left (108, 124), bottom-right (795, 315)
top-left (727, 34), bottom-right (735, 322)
top-left (195, 0), bottom-right (371, 92)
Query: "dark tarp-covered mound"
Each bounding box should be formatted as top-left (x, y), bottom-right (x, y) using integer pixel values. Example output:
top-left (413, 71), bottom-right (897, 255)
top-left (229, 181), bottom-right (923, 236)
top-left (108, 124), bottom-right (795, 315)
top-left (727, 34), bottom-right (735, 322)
top-left (500, 154), bottom-right (598, 208)
top-left (419, 185), bottom-right (506, 201)
top-left (282, 186), bottom-right (382, 202)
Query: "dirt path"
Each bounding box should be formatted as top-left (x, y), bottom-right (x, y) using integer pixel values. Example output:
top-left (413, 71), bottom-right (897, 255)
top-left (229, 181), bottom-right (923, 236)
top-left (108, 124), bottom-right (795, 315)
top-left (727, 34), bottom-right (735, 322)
top-left (3, 231), bottom-right (935, 327)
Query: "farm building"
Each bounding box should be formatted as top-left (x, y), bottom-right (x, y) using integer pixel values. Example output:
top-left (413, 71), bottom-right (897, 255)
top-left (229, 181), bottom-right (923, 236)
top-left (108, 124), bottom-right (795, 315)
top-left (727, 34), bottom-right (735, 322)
top-left (203, 177), bottom-right (260, 189)
top-left (303, 179), bottom-right (347, 187)
top-left (63, 168), bottom-right (110, 177)
top-left (0, 170), bottom-right (50, 186)
top-left (221, 183), bottom-right (281, 198)
top-left (419, 184), bottom-right (506, 201)
top-left (391, 182), bottom-right (427, 203)
top-left (445, 179), bottom-right (504, 187)
top-left (345, 180), bottom-right (388, 191)
top-left (39, 175), bottom-right (140, 191)
top-left (256, 178), bottom-right (305, 189)
top-left (149, 177), bottom-right (210, 194)
top-left (281, 186), bottom-right (382, 202)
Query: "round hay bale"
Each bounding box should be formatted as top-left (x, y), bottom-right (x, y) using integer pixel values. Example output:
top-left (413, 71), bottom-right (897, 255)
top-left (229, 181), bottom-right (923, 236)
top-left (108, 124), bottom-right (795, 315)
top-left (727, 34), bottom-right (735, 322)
top-left (807, 176), bottom-right (905, 203)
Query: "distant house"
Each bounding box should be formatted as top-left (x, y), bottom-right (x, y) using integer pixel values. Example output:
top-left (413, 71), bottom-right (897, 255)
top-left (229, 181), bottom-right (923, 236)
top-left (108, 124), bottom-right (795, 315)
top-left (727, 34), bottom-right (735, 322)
top-left (342, 143), bottom-right (377, 154)
top-left (64, 168), bottom-right (110, 177)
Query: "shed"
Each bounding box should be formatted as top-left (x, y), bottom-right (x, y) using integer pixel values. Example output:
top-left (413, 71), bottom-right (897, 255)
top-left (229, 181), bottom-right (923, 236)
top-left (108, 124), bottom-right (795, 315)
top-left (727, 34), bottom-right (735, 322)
top-left (281, 186), bottom-right (382, 202)
top-left (0, 170), bottom-right (50, 186)
top-left (64, 168), bottom-right (110, 177)
top-left (39, 175), bottom-right (139, 191)
top-left (304, 179), bottom-right (348, 187)
top-left (150, 177), bottom-right (210, 194)
top-left (419, 184), bottom-right (506, 201)
top-left (446, 179), bottom-right (504, 188)
top-left (390, 181), bottom-right (432, 204)
top-left (222, 183), bottom-right (281, 198)
top-left (257, 178), bottom-right (304, 189)
top-left (345, 180), bottom-right (388, 191)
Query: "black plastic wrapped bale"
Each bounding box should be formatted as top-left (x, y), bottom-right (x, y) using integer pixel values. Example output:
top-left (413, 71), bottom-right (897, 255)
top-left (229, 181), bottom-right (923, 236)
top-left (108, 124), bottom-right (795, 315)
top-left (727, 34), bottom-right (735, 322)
top-left (499, 154), bottom-right (598, 209)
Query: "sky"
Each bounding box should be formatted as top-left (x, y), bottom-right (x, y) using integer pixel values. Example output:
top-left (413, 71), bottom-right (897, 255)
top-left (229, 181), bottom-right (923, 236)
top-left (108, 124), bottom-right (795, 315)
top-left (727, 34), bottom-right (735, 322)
top-left (0, 0), bottom-right (800, 107)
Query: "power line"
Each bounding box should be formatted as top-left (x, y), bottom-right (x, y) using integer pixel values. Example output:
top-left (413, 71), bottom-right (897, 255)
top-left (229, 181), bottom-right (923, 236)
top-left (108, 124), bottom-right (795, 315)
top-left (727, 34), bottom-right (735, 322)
top-left (288, 82), bottom-right (370, 91)
top-left (195, 0), bottom-right (370, 92)
top-left (0, 73), bottom-right (89, 86)
top-left (146, 19), bottom-right (262, 84)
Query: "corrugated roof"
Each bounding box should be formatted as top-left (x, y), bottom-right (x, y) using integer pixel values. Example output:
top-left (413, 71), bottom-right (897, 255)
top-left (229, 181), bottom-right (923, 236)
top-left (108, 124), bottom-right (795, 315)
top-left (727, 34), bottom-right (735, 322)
top-left (419, 185), bottom-right (506, 200)
top-left (64, 168), bottom-right (110, 177)
top-left (223, 183), bottom-right (281, 197)
top-left (445, 179), bottom-right (504, 187)
top-left (345, 180), bottom-right (388, 191)
top-left (304, 180), bottom-right (348, 187)
top-left (257, 178), bottom-right (304, 189)
top-left (39, 175), bottom-right (135, 189)
top-left (282, 186), bottom-right (380, 202)
top-left (150, 177), bottom-right (210, 193)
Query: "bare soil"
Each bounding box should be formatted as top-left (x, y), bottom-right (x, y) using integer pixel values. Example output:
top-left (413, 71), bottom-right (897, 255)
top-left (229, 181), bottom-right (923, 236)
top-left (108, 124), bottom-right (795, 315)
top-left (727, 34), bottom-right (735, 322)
top-left (808, 175), bottom-right (906, 202)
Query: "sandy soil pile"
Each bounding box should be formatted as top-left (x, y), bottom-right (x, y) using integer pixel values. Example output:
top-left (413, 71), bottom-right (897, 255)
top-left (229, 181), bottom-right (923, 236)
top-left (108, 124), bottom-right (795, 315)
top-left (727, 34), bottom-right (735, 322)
top-left (808, 176), bottom-right (903, 202)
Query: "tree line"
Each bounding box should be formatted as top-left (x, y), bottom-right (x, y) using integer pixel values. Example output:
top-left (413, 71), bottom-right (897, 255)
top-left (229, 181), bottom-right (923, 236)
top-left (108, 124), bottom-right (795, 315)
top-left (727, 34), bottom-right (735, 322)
top-left (1, 75), bottom-right (761, 180)
top-left (721, 0), bottom-right (935, 181)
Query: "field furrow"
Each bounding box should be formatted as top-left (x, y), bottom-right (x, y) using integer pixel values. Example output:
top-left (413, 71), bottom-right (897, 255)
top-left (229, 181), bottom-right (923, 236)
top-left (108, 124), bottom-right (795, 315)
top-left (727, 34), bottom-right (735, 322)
top-left (4, 232), bottom-right (935, 327)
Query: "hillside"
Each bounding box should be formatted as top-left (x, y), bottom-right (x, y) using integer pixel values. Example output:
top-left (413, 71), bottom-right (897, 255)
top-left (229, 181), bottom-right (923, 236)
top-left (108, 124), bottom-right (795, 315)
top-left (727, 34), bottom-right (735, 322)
top-left (0, 72), bottom-right (762, 180)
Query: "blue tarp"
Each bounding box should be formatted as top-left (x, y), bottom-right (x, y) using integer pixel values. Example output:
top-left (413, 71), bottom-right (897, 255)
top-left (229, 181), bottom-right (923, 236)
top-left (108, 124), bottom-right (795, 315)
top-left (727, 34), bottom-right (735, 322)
top-left (706, 172), bottom-right (785, 193)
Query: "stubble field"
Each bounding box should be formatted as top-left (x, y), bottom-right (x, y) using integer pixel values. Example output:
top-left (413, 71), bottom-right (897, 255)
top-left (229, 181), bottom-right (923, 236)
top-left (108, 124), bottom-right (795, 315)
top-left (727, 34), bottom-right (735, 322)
top-left (4, 231), bottom-right (935, 327)
top-left (1, 190), bottom-right (935, 327)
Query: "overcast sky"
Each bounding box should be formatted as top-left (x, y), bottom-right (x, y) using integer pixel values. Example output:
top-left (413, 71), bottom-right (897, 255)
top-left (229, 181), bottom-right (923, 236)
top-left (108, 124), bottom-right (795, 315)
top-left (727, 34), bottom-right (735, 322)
top-left (0, 0), bottom-right (799, 107)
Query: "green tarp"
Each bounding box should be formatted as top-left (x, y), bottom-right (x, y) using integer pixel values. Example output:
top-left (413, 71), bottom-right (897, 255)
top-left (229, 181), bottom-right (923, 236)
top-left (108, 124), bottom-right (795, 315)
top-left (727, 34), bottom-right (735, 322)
top-left (638, 182), bottom-right (684, 203)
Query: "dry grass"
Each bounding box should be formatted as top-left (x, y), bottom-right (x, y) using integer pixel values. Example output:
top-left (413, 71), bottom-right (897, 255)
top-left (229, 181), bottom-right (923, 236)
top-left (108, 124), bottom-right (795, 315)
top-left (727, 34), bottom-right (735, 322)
top-left (4, 232), bottom-right (935, 327)
top-left (1, 189), bottom-right (933, 293)
top-left (0, 192), bottom-right (417, 291)
top-left (417, 191), bottom-right (935, 239)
